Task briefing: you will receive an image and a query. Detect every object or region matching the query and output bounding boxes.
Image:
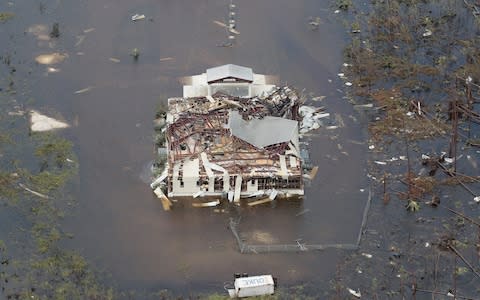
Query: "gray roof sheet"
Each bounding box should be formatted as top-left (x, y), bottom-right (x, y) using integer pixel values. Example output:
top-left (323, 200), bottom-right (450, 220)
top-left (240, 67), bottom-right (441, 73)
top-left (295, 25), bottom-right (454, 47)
top-left (206, 64), bottom-right (253, 83)
top-left (228, 110), bottom-right (298, 148)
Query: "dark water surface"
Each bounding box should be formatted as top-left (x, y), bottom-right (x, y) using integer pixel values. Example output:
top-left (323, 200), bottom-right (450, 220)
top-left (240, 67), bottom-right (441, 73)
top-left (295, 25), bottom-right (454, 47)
top-left (2, 0), bottom-right (369, 293)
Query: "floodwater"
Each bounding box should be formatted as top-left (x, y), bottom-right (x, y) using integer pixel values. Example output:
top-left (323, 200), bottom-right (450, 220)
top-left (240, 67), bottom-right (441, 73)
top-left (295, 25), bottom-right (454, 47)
top-left (2, 0), bottom-right (369, 295)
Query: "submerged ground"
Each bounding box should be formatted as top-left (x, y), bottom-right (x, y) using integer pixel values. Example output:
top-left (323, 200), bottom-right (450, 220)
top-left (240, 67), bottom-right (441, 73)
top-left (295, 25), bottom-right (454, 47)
top-left (1, 0), bottom-right (479, 299)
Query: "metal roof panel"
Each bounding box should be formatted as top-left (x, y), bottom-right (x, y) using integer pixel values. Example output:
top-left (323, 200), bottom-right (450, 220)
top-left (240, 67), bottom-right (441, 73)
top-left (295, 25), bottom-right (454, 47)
top-left (206, 64), bottom-right (254, 83)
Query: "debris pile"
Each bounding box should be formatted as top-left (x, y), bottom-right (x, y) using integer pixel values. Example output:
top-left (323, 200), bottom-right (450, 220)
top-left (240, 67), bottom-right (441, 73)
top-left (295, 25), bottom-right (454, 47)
top-left (150, 65), bottom-right (331, 208)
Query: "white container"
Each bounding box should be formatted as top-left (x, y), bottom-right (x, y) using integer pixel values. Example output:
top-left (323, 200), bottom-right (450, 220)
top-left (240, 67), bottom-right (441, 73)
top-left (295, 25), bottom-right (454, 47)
top-left (234, 275), bottom-right (275, 298)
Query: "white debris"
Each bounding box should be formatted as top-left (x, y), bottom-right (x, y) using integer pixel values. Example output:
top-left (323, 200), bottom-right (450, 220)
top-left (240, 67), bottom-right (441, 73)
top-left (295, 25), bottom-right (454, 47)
top-left (421, 154), bottom-right (430, 160)
top-left (474, 196), bottom-right (480, 203)
top-left (75, 35), bottom-right (86, 47)
top-left (27, 24), bottom-right (50, 41)
top-left (368, 145), bottom-right (375, 150)
top-left (399, 156), bottom-right (407, 160)
top-left (345, 82), bottom-right (352, 86)
top-left (247, 191), bottom-right (265, 198)
top-left (192, 200), bottom-right (220, 207)
top-left (337, 73), bottom-right (345, 78)
top-left (8, 110), bottom-right (25, 116)
top-left (131, 14), bottom-right (146, 21)
top-left (35, 53), bottom-right (68, 65)
top-left (347, 288), bottom-right (361, 298)
top-left (444, 157), bottom-right (454, 164)
top-left (334, 9), bottom-right (341, 13)
top-left (29, 110), bottom-right (69, 132)
top-left (299, 105), bottom-right (330, 134)
top-left (19, 183), bottom-right (49, 199)
top-left (311, 96), bottom-right (326, 102)
top-left (269, 189), bottom-right (278, 200)
top-left (422, 29), bottom-right (432, 37)
top-left (46, 67), bottom-right (60, 73)
top-left (425, 242), bottom-right (430, 248)
top-left (361, 252), bottom-right (372, 258)
top-left (193, 190), bottom-right (206, 198)
top-left (354, 103), bottom-right (374, 109)
top-left (74, 86), bottom-right (93, 94)
top-left (150, 169), bottom-right (168, 189)
top-left (374, 161), bottom-right (387, 165)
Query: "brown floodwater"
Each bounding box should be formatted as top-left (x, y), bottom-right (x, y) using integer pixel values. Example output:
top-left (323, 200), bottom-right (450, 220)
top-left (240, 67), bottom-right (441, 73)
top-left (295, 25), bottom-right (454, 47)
top-left (3, 0), bottom-right (369, 294)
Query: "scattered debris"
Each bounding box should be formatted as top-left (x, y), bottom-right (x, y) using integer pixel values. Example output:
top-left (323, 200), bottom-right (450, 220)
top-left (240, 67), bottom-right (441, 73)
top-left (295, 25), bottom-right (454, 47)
top-left (361, 252), bottom-right (372, 258)
top-left (299, 106), bottom-right (330, 134)
top-left (226, 274), bottom-right (275, 298)
top-left (35, 53), bottom-right (67, 65)
top-left (193, 190), bottom-right (206, 198)
top-left (422, 29), bottom-right (433, 37)
top-left (46, 67), bottom-right (60, 73)
top-left (154, 65), bottom-right (306, 202)
top-left (27, 24), bottom-right (51, 41)
top-left (247, 197), bottom-right (273, 207)
top-left (347, 288), bottom-right (361, 298)
top-left (311, 95), bottom-right (326, 102)
top-left (19, 183), bottom-right (49, 199)
top-left (75, 35), bottom-right (85, 47)
top-left (269, 189), bottom-right (278, 200)
top-left (130, 48), bottom-right (140, 60)
top-left (108, 57), bottom-right (120, 63)
top-left (308, 166), bottom-right (319, 180)
top-left (153, 187), bottom-right (172, 211)
top-left (353, 103), bottom-right (374, 109)
top-left (74, 86), bottom-right (93, 94)
top-left (29, 110), bottom-right (69, 132)
top-left (131, 14), bottom-right (145, 21)
top-left (192, 200), bottom-right (220, 207)
top-left (308, 16), bottom-right (322, 30)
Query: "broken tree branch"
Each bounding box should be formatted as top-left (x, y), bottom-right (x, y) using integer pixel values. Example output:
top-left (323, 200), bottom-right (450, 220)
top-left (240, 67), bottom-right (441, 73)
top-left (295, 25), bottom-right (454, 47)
top-left (448, 244), bottom-right (480, 279)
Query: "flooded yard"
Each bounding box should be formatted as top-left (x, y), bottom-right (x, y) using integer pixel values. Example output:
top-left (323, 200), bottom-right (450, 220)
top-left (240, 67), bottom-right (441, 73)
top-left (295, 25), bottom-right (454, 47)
top-left (5, 0), bottom-right (478, 298)
top-left (1, 0), bottom-right (369, 297)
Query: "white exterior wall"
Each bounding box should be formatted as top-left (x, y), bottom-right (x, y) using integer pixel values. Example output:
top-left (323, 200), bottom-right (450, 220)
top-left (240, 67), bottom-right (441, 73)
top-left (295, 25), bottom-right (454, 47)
top-left (246, 179), bottom-right (258, 192)
top-left (171, 158), bottom-right (201, 196)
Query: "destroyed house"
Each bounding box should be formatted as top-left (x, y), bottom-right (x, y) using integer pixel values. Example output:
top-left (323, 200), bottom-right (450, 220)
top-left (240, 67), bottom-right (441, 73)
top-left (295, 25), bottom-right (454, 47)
top-left (159, 64), bottom-right (305, 201)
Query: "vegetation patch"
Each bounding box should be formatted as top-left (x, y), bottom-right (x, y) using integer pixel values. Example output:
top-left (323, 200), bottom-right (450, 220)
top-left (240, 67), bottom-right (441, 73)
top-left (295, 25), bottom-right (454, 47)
top-left (0, 12), bottom-right (14, 23)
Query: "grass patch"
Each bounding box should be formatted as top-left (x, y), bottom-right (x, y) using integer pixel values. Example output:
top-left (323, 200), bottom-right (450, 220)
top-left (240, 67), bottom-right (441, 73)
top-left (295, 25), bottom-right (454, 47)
top-left (0, 12), bottom-right (14, 23)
